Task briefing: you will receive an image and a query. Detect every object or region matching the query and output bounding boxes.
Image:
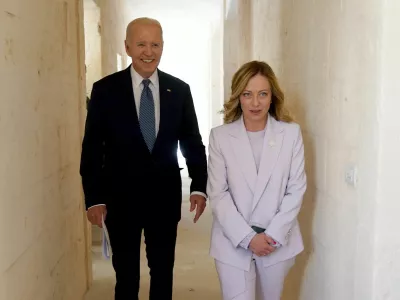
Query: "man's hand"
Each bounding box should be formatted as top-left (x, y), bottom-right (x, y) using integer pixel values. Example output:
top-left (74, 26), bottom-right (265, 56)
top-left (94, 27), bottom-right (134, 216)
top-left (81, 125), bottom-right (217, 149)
top-left (189, 194), bottom-right (206, 223)
top-left (87, 205), bottom-right (107, 228)
top-left (249, 233), bottom-right (276, 257)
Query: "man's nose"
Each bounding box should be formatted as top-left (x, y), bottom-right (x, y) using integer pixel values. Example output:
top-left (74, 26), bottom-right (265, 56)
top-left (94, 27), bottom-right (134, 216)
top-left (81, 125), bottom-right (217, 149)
top-left (144, 45), bottom-right (152, 56)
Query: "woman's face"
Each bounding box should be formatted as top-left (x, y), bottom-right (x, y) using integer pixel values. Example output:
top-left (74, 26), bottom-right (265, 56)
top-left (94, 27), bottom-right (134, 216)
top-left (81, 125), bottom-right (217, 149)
top-left (239, 74), bottom-right (272, 126)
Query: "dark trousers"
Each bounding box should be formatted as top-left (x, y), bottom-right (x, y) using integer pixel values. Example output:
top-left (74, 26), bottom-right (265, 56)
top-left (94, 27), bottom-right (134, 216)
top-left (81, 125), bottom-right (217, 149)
top-left (107, 217), bottom-right (178, 300)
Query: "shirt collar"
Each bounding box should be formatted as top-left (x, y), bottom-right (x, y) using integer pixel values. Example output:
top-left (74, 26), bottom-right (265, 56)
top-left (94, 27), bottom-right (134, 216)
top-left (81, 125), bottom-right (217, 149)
top-left (130, 65), bottom-right (159, 89)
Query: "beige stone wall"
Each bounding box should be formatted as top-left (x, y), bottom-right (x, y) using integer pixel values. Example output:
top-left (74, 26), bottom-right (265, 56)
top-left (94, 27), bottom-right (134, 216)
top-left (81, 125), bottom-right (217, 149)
top-left (278, 1), bottom-right (381, 299)
top-left (99, 0), bottom-right (132, 76)
top-left (84, 0), bottom-right (102, 96)
top-left (210, 15), bottom-right (225, 128)
top-left (0, 0), bottom-right (88, 299)
top-left (226, 0), bottom-right (400, 299)
top-left (373, 1), bottom-right (400, 298)
top-left (251, 0), bottom-right (283, 76)
top-left (223, 0), bottom-right (252, 101)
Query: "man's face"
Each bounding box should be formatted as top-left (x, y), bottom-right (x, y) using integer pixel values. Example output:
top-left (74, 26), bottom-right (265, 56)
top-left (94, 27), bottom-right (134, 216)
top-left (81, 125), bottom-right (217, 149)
top-left (125, 23), bottom-right (163, 78)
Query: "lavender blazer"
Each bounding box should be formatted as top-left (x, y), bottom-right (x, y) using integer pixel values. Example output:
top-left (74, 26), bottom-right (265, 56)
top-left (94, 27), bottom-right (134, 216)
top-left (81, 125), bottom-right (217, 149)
top-left (206, 114), bottom-right (307, 271)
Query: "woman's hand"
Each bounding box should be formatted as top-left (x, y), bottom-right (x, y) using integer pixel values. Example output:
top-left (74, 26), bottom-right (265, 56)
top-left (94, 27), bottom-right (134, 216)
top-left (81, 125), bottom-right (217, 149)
top-left (249, 233), bottom-right (276, 256)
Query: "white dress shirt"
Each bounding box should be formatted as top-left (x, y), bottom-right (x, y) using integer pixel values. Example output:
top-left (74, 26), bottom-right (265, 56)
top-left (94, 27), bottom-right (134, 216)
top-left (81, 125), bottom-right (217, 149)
top-left (131, 66), bottom-right (161, 134)
top-left (87, 66), bottom-right (206, 210)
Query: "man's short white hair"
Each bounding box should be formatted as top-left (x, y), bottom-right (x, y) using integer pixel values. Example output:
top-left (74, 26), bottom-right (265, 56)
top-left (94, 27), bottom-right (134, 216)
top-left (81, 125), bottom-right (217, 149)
top-left (126, 17), bottom-right (163, 41)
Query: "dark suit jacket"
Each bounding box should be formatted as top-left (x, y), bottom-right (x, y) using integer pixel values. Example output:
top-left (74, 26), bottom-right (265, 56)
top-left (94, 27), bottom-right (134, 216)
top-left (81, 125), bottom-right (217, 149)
top-left (80, 66), bottom-right (207, 223)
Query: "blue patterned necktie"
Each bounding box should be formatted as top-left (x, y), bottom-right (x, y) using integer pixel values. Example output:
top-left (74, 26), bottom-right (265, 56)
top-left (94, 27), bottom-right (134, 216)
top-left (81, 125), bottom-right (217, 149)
top-left (139, 79), bottom-right (156, 152)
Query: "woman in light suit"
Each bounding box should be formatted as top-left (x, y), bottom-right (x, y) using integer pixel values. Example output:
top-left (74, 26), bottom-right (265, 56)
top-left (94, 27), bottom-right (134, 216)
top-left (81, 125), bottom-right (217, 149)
top-left (207, 61), bottom-right (307, 300)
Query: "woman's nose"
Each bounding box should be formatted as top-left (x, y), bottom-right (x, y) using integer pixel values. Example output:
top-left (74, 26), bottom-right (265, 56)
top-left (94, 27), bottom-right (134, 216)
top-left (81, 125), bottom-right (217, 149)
top-left (251, 96), bottom-right (260, 106)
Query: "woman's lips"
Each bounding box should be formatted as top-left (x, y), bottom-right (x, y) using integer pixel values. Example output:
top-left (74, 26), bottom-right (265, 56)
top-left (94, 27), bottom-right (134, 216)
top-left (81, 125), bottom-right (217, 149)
top-left (250, 110), bottom-right (261, 114)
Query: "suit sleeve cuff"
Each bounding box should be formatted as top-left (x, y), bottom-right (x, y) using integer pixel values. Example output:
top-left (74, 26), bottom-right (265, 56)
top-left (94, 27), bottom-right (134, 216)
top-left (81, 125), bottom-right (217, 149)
top-left (190, 191), bottom-right (207, 199)
top-left (265, 228), bottom-right (287, 246)
top-left (239, 231), bottom-right (257, 249)
top-left (264, 233), bottom-right (282, 248)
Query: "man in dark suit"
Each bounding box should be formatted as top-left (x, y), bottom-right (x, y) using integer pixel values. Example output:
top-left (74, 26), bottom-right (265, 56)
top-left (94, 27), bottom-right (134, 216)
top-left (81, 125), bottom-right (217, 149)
top-left (80, 17), bottom-right (208, 300)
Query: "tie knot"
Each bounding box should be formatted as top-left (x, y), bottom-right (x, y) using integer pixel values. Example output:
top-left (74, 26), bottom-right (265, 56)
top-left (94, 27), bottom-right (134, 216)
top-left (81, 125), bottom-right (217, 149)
top-left (142, 79), bottom-right (151, 88)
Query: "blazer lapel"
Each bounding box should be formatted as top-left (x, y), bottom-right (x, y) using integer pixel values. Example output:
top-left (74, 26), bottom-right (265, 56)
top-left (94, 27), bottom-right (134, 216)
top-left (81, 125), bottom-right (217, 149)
top-left (229, 117), bottom-right (258, 194)
top-left (252, 115), bottom-right (285, 210)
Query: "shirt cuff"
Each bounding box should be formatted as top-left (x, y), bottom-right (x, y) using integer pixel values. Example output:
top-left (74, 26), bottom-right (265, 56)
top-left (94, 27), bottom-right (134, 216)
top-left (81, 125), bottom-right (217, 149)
top-left (190, 191), bottom-right (207, 199)
top-left (239, 231), bottom-right (257, 249)
top-left (87, 204), bottom-right (106, 211)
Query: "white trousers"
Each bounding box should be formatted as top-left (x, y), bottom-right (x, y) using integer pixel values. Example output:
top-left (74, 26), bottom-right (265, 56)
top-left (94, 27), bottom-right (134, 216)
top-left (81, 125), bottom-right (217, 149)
top-left (215, 256), bottom-right (295, 300)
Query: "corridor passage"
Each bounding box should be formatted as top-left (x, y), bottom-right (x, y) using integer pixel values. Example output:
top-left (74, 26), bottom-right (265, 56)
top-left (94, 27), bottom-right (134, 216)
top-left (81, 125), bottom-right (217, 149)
top-left (2, 0), bottom-right (400, 299)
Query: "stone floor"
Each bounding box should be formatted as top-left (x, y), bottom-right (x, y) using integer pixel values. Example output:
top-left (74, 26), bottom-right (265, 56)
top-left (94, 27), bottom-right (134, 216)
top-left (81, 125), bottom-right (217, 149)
top-left (84, 176), bottom-right (221, 300)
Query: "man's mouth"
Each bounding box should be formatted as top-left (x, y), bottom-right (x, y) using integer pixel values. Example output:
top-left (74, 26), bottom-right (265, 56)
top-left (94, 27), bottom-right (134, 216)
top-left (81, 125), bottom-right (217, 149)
top-left (141, 59), bottom-right (154, 63)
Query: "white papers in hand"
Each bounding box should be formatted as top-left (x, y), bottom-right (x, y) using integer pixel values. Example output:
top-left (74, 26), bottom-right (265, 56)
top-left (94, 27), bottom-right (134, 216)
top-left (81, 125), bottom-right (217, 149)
top-left (101, 214), bottom-right (113, 259)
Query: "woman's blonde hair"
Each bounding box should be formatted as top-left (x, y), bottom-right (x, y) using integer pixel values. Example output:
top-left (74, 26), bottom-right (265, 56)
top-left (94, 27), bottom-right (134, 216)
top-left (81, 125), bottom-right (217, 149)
top-left (222, 61), bottom-right (293, 124)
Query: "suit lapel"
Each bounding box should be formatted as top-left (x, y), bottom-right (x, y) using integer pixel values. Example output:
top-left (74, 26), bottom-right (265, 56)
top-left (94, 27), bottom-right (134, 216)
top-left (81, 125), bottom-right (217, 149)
top-left (252, 115), bottom-right (285, 210)
top-left (121, 66), bottom-right (152, 155)
top-left (153, 70), bottom-right (173, 151)
top-left (229, 117), bottom-right (258, 194)
top-left (121, 66), bottom-right (139, 121)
